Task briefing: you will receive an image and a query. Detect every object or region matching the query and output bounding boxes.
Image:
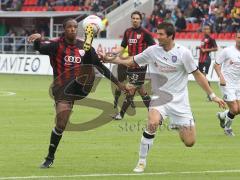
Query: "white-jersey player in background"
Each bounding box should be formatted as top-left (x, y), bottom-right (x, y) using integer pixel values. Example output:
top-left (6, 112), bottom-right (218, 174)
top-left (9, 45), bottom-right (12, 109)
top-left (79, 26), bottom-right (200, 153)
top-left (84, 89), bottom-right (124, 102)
top-left (214, 32), bottom-right (240, 136)
top-left (100, 22), bottom-right (226, 173)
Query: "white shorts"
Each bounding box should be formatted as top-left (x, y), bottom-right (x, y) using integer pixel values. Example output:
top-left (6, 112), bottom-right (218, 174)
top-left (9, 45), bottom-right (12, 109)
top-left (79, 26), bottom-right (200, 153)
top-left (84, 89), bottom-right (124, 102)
top-left (220, 85), bottom-right (240, 102)
top-left (149, 91), bottom-right (195, 127)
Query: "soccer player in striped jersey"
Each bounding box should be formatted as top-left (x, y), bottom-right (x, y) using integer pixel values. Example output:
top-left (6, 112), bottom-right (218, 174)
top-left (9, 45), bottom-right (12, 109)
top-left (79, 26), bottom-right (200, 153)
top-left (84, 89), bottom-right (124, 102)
top-left (101, 22), bottom-right (226, 173)
top-left (197, 24), bottom-right (218, 100)
top-left (28, 18), bottom-right (126, 168)
top-left (112, 11), bottom-right (155, 120)
top-left (214, 32), bottom-right (240, 136)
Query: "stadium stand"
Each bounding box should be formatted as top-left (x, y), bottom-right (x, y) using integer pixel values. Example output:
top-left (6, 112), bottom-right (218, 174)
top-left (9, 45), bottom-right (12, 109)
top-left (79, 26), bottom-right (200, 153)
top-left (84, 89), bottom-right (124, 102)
top-left (0, 0), bottom-right (239, 54)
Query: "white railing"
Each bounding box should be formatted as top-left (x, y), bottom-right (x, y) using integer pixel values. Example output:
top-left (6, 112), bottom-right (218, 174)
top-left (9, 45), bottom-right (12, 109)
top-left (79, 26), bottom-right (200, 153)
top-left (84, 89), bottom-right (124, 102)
top-left (0, 36), bottom-right (36, 54)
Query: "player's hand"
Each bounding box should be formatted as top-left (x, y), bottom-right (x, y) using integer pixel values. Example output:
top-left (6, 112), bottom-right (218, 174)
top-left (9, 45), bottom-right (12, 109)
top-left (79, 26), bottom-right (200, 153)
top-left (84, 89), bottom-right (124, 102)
top-left (125, 83), bottom-right (136, 95)
top-left (212, 96), bottom-right (226, 109)
top-left (117, 82), bottom-right (127, 93)
top-left (200, 48), bottom-right (206, 53)
top-left (27, 33), bottom-right (42, 43)
top-left (219, 77), bottom-right (226, 86)
top-left (98, 50), bottom-right (116, 63)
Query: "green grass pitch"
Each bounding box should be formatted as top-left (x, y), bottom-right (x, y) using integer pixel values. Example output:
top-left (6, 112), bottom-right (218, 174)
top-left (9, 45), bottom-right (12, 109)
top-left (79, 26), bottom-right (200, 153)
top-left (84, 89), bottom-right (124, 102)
top-left (0, 74), bottom-right (240, 180)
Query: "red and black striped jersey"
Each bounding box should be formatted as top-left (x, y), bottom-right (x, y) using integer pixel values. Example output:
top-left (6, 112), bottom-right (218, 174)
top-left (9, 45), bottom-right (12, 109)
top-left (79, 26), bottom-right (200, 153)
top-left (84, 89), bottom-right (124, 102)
top-left (34, 37), bottom-right (118, 86)
top-left (121, 27), bottom-right (155, 56)
top-left (199, 35), bottom-right (217, 63)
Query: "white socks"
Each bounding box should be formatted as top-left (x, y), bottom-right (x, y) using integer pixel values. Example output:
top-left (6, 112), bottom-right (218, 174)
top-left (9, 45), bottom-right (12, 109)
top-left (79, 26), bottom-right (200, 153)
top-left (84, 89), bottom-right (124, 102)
top-left (139, 135), bottom-right (154, 160)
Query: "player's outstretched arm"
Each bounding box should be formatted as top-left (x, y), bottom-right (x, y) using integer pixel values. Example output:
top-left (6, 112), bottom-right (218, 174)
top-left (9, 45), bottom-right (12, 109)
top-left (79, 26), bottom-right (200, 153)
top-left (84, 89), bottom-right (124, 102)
top-left (192, 69), bottom-right (226, 108)
top-left (99, 50), bottom-right (135, 67)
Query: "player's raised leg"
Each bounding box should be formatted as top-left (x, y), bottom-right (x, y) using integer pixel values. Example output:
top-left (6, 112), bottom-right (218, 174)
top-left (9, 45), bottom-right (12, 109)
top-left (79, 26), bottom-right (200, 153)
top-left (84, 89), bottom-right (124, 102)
top-left (40, 101), bottom-right (73, 168)
top-left (133, 109), bottom-right (161, 173)
top-left (83, 24), bottom-right (94, 52)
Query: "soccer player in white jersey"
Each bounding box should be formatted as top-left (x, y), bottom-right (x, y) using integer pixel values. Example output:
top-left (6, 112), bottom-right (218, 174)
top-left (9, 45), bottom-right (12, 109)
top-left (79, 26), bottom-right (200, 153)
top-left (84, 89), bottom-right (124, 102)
top-left (100, 22), bottom-right (226, 172)
top-left (214, 32), bottom-right (240, 136)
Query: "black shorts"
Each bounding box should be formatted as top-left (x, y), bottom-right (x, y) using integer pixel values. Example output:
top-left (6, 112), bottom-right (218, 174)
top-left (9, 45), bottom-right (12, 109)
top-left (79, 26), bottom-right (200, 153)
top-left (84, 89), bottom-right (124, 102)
top-left (117, 64), bottom-right (127, 82)
top-left (198, 57), bottom-right (211, 74)
top-left (51, 77), bottom-right (94, 103)
top-left (51, 81), bottom-right (91, 102)
top-left (127, 66), bottom-right (147, 87)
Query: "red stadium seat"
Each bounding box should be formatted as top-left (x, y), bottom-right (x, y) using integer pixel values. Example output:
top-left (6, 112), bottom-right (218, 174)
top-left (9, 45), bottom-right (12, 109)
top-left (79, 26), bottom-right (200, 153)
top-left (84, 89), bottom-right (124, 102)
top-left (54, 6), bottom-right (64, 11)
top-left (218, 33), bottom-right (225, 39)
top-left (185, 33), bottom-right (193, 39)
top-left (185, 23), bottom-right (200, 32)
top-left (69, 6), bottom-right (76, 11)
top-left (225, 33), bottom-right (232, 39)
top-left (192, 23), bottom-right (200, 31)
top-left (179, 32), bottom-right (186, 39)
top-left (192, 32), bottom-right (200, 39)
top-left (231, 33), bottom-right (236, 39)
top-left (198, 33), bottom-right (204, 39)
top-left (24, 0), bottom-right (38, 6)
top-left (74, 6), bottom-right (80, 11)
top-left (175, 32), bottom-right (180, 39)
top-left (211, 33), bottom-right (218, 39)
top-left (23, 0), bottom-right (29, 5)
top-left (186, 23), bottom-right (193, 31)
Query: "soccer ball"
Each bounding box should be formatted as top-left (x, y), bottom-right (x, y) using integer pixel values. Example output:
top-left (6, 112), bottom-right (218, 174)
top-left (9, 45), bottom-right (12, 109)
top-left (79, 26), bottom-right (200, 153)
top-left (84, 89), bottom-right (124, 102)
top-left (82, 15), bottom-right (104, 35)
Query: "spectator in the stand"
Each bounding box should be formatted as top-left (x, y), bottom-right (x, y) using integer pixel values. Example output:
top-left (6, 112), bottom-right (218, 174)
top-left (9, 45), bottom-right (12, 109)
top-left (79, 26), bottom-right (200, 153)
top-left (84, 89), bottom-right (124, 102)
top-left (191, 2), bottom-right (204, 22)
top-left (100, 14), bottom-right (108, 38)
top-left (231, 13), bottom-right (240, 32)
top-left (184, 3), bottom-right (195, 22)
top-left (46, 2), bottom-right (55, 11)
top-left (224, 14), bottom-right (234, 32)
top-left (72, 0), bottom-right (78, 6)
top-left (55, 0), bottom-right (65, 6)
top-left (164, 9), bottom-right (174, 24)
top-left (225, 0), bottom-right (235, 15)
top-left (4, 29), bottom-right (15, 52)
top-left (202, 3), bottom-right (209, 16)
top-left (164, 0), bottom-right (179, 10)
top-left (157, 4), bottom-right (165, 18)
top-left (16, 29), bottom-right (29, 51)
top-left (152, 4), bottom-right (160, 16)
top-left (149, 14), bottom-right (158, 32)
top-left (141, 13), bottom-right (149, 29)
top-left (91, 0), bottom-right (100, 12)
top-left (175, 10), bottom-right (187, 32)
top-left (215, 11), bottom-right (227, 33)
top-left (37, 22), bottom-right (50, 36)
top-left (178, 0), bottom-right (192, 11)
top-left (7, 0), bottom-right (22, 11)
top-left (38, 0), bottom-right (47, 6)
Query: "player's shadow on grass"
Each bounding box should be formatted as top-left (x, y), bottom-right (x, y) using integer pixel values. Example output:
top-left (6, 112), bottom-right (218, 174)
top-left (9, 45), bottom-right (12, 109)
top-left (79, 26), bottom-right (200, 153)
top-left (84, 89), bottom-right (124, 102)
top-left (66, 98), bottom-right (115, 131)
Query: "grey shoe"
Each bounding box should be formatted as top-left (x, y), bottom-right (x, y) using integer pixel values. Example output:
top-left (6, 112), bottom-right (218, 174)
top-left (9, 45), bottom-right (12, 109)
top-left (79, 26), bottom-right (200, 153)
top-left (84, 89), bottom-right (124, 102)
top-left (217, 112), bottom-right (225, 128)
top-left (224, 128), bottom-right (235, 137)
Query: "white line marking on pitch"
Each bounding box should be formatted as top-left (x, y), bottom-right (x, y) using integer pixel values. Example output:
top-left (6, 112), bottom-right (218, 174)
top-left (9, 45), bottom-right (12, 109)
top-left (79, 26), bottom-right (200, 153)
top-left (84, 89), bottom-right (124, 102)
top-left (1, 169), bottom-right (240, 179)
top-left (0, 91), bottom-right (16, 96)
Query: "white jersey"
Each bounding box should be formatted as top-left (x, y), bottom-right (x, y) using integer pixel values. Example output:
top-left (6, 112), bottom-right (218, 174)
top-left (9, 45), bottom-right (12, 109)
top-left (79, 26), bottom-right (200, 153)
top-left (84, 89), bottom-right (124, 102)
top-left (134, 44), bottom-right (197, 94)
top-left (216, 46), bottom-right (240, 87)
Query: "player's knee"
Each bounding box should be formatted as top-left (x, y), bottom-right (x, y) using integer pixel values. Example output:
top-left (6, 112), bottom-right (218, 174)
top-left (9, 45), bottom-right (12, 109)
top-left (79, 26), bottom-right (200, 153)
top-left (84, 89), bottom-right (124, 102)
top-left (56, 118), bottom-right (68, 131)
top-left (230, 108), bottom-right (239, 115)
top-left (56, 123), bottom-right (66, 131)
top-left (147, 119), bottom-right (160, 134)
top-left (184, 140), bottom-right (195, 147)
